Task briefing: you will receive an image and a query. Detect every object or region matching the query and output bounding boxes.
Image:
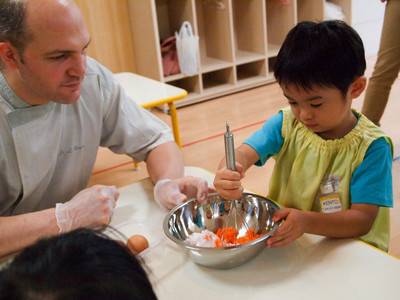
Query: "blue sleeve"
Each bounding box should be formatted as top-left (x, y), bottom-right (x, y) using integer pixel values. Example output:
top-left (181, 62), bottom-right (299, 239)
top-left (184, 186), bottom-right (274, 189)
top-left (243, 112), bottom-right (284, 166)
top-left (351, 137), bottom-right (393, 207)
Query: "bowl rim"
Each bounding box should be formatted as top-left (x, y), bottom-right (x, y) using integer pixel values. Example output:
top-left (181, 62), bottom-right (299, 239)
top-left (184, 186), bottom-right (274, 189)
top-left (114, 219), bottom-right (164, 233)
top-left (163, 192), bottom-right (281, 251)
top-left (107, 219), bottom-right (166, 257)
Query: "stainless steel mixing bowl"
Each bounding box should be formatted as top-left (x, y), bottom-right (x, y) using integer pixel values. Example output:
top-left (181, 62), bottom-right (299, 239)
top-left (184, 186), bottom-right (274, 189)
top-left (163, 192), bottom-right (281, 269)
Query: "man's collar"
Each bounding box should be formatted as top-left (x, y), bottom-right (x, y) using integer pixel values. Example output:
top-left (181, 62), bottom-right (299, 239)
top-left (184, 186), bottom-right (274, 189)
top-left (0, 70), bottom-right (31, 109)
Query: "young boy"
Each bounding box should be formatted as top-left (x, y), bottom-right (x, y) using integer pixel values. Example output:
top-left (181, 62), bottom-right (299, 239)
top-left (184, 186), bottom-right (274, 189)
top-left (214, 20), bottom-right (393, 251)
top-left (0, 228), bottom-right (157, 299)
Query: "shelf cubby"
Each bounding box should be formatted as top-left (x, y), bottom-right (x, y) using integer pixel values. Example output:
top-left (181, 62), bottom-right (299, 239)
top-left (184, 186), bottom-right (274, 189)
top-left (155, 0), bottom-right (197, 81)
top-left (196, 0), bottom-right (234, 73)
top-left (155, 0), bottom-right (196, 41)
top-left (202, 67), bottom-right (234, 95)
top-left (236, 60), bottom-right (267, 86)
top-left (297, 0), bottom-right (324, 22)
top-left (169, 75), bottom-right (201, 95)
top-left (267, 43), bottom-right (281, 58)
top-left (163, 75), bottom-right (201, 108)
top-left (266, 1), bottom-right (296, 48)
top-left (232, 0), bottom-right (267, 65)
top-left (127, 0), bottom-right (355, 107)
top-left (267, 56), bottom-right (278, 79)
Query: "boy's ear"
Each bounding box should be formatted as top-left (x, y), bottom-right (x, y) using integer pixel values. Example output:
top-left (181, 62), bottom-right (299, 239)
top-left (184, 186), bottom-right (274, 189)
top-left (0, 42), bottom-right (20, 70)
top-left (349, 76), bottom-right (367, 99)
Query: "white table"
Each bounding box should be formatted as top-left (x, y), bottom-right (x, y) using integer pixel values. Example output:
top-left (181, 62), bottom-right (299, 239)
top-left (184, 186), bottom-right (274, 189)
top-left (115, 72), bottom-right (186, 148)
top-left (110, 166), bottom-right (400, 300)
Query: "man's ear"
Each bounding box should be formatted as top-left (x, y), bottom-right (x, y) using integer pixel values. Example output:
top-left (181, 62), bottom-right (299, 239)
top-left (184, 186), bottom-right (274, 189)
top-left (0, 42), bottom-right (20, 70)
top-left (349, 76), bottom-right (367, 99)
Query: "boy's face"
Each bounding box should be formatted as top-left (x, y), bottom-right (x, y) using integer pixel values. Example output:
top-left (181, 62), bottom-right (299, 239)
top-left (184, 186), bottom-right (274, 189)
top-left (281, 83), bottom-right (357, 140)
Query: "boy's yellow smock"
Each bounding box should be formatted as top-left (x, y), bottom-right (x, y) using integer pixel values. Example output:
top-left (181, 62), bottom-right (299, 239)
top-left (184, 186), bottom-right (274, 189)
top-left (267, 108), bottom-right (393, 251)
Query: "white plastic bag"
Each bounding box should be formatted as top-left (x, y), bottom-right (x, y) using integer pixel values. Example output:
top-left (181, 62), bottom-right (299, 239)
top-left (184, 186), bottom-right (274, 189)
top-left (324, 1), bottom-right (345, 21)
top-left (175, 21), bottom-right (199, 76)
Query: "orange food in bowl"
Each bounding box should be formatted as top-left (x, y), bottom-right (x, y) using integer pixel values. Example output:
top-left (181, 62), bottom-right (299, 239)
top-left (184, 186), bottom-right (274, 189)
top-left (126, 234), bottom-right (149, 254)
top-left (214, 227), bottom-right (263, 248)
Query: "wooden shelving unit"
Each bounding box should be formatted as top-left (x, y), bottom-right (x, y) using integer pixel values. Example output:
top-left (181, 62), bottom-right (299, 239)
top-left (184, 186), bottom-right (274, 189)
top-left (127, 0), bottom-right (353, 108)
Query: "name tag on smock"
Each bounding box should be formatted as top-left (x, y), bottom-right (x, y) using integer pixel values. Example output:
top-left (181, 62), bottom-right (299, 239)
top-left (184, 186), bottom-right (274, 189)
top-left (319, 195), bottom-right (342, 213)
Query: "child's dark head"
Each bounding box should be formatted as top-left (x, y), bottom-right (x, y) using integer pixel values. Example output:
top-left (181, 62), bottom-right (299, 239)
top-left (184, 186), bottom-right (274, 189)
top-left (0, 228), bottom-right (157, 300)
top-left (274, 20), bottom-right (366, 97)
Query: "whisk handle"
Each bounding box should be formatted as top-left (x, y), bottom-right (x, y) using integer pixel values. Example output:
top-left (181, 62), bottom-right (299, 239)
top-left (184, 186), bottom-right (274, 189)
top-left (224, 122), bottom-right (236, 171)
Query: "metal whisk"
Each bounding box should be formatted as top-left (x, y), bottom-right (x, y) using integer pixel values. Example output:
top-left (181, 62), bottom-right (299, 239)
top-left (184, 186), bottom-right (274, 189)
top-left (222, 122), bottom-right (250, 246)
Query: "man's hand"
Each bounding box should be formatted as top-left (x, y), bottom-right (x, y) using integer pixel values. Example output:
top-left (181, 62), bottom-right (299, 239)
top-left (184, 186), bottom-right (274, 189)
top-left (153, 176), bottom-right (216, 210)
top-left (55, 185), bottom-right (120, 232)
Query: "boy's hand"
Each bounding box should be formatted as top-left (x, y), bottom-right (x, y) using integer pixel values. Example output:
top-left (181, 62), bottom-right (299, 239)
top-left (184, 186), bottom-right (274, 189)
top-left (266, 208), bottom-right (307, 248)
top-left (213, 163), bottom-right (245, 200)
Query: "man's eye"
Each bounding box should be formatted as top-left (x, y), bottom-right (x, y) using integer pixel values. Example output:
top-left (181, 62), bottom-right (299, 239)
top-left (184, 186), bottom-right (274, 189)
top-left (50, 55), bottom-right (66, 60)
top-left (288, 101), bottom-right (296, 105)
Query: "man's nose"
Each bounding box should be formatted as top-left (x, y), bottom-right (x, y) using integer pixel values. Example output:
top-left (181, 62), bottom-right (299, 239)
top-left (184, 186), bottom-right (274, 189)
top-left (68, 54), bottom-right (86, 77)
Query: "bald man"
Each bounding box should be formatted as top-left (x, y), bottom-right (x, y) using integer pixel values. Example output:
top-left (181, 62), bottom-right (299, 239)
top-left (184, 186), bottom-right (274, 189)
top-left (0, 0), bottom-right (211, 257)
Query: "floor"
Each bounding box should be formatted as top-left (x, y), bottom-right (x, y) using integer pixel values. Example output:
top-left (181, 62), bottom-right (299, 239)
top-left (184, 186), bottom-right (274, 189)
top-left (89, 56), bottom-right (400, 257)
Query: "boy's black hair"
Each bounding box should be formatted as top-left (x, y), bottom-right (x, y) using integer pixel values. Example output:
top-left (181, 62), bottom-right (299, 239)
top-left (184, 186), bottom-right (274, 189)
top-left (273, 20), bottom-right (366, 97)
top-left (0, 228), bottom-right (157, 300)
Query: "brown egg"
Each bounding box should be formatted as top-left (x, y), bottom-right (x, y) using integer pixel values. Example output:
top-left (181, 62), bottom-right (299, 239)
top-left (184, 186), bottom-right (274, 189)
top-left (126, 234), bottom-right (149, 254)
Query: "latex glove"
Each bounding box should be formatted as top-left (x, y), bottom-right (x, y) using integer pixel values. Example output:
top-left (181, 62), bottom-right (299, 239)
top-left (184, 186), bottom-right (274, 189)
top-left (55, 185), bottom-right (119, 233)
top-left (153, 176), bottom-right (216, 210)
